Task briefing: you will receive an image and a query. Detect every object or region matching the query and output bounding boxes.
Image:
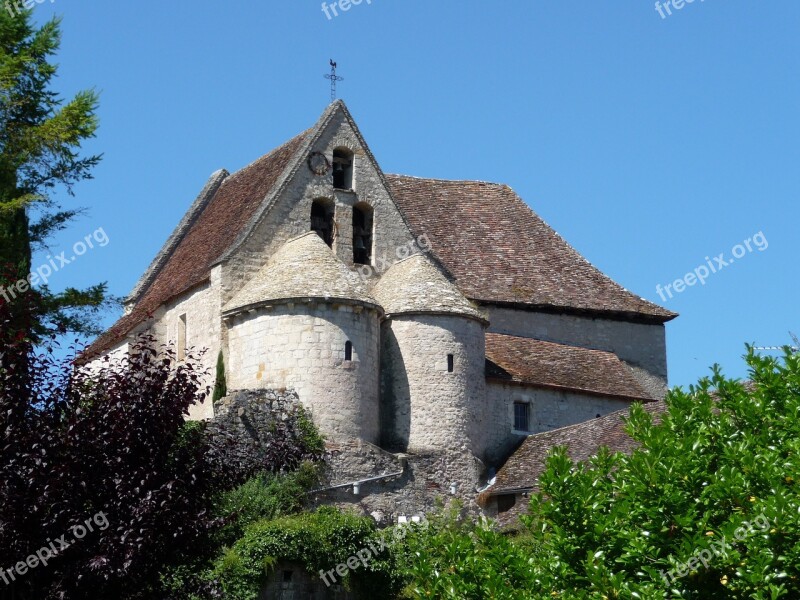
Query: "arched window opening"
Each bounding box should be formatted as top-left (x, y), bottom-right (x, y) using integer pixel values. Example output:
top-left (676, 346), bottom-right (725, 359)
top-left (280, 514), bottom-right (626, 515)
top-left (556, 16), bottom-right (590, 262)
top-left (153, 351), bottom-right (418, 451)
top-left (333, 148), bottom-right (354, 190)
top-left (352, 203), bottom-right (373, 265)
top-left (310, 199), bottom-right (334, 247)
top-left (344, 341), bottom-right (353, 362)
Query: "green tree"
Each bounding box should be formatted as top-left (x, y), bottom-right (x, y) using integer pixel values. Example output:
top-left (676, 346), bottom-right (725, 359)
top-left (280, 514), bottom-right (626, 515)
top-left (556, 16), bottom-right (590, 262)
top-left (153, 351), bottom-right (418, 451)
top-left (0, 8), bottom-right (107, 339)
top-left (396, 349), bottom-right (800, 599)
top-left (522, 347), bottom-right (800, 599)
top-left (212, 350), bottom-right (227, 403)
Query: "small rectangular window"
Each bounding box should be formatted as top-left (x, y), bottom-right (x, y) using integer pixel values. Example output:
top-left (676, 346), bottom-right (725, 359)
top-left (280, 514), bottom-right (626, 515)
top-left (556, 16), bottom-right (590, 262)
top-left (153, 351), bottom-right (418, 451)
top-left (177, 314), bottom-right (187, 361)
top-left (447, 354), bottom-right (454, 373)
top-left (513, 402), bottom-right (529, 432)
top-left (345, 341), bottom-right (353, 362)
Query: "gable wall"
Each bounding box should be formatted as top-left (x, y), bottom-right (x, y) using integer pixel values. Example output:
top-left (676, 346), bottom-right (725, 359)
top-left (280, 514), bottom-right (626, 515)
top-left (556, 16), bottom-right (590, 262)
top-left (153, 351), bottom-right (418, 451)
top-left (221, 110), bottom-right (417, 306)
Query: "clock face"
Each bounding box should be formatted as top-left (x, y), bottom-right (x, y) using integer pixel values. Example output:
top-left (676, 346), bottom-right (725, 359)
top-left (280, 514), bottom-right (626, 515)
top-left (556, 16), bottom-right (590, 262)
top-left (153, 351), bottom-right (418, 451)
top-left (308, 152), bottom-right (330, 176)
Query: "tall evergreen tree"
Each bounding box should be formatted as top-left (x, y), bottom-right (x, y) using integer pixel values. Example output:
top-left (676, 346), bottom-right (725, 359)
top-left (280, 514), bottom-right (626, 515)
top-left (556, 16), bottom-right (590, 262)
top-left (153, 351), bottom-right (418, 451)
top-left (212, 350), bottom-right (227, 403)
top-left (0, 8), bottom-right (107, 339)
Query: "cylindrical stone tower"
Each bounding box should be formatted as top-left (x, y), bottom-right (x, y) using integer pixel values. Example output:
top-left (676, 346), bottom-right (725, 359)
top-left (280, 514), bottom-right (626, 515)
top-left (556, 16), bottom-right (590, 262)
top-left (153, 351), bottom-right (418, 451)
top-left (223, 232), bottom-right (382, 443)
top-left (373, 254), bottom-right (489, 458)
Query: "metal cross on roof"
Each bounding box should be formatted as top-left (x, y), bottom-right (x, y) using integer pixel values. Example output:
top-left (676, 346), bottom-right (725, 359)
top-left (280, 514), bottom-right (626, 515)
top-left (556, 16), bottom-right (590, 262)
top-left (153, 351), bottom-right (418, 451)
top-left (324, 59), bottom-right (344, 102)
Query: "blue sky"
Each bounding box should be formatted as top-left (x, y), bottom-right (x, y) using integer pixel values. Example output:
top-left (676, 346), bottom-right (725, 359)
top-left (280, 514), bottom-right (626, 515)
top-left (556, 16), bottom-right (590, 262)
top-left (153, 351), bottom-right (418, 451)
top-left (32, 0), bottom-right (799, 388)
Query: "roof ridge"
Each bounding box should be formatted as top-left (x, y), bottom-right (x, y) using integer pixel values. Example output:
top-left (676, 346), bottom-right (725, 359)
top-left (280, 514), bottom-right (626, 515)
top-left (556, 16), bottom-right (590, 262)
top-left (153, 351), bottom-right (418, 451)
top-left (387, 173), bottom-right (508, 186)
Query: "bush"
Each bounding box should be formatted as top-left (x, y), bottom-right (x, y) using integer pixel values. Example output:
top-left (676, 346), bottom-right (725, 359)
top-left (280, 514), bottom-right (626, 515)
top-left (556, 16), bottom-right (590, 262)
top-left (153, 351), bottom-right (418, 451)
top-left (212, 462), bottom-right (323, 547)
top-left (396, 504), bottom-right (537, 599)
top-left (395, 349), bottom-right (800, 599)
top-left (213, 507), bottom-right (378, 599)
top-left (0, 329), bottom-right (217, 599)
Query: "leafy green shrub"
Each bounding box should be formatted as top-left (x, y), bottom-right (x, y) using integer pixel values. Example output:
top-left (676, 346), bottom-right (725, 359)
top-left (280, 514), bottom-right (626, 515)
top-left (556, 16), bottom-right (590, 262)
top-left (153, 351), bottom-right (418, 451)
top-left (395, 349), bottom-right (800, 599)
top-left (213, 507), bottom-right (378, 599)
top-left (296, 404), bottom-right (326, 455)
top-left (396, 504), bottom-right (537, 599)
top-left (213, 462), bottom-right (322, 546)
top-left (212, 351), bottom-right (227, 403)
top-left (523, 348), bottom-right (800, 599)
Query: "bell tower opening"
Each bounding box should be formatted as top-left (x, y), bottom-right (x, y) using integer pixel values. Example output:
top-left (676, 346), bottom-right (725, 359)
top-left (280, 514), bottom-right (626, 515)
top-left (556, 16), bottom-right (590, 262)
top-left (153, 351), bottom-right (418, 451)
top-left (332, 147), bottom-right (354, 190)
top-left (310, 198), bottom-right (334, 247)
top-left (352, 203), bottom-right (373, 265)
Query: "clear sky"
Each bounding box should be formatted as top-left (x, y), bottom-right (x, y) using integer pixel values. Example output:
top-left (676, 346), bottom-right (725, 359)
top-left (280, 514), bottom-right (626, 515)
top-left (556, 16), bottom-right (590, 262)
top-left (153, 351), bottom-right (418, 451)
top-left (30, 0), bottom-right (799, 389)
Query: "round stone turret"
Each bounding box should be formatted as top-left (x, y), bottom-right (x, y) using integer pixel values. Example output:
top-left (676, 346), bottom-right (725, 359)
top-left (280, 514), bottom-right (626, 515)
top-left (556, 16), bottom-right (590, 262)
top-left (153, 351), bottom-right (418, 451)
top-left (373, 253), bottom-right (489, 457)
top-left (223, 232), bottom-right (382, 443)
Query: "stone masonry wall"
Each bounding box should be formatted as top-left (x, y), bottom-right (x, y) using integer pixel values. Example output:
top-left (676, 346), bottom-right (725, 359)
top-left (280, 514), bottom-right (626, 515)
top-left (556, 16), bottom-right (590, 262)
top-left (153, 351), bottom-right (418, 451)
top-left (483, 381), bottom-right (633, 467)
top-left (222, 109), bottom-right (417, 307)
top-left (152, 266), bottom-right (224, 421)
top-left (210, 390), bottom-right (488, 523)
top-left (316, 439), bottom-right (487, 523)
top-left (380, 315), bottom-right (488, 459)
top-left (211, 388), bottom-right (303, 443)
top-left (226, 302), bottom-right (381, 444)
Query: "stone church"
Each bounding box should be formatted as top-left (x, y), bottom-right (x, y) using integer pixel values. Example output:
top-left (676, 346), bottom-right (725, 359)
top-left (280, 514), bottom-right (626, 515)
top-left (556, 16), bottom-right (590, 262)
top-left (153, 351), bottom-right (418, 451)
top-left (85, 101), bottom-right (676, 520)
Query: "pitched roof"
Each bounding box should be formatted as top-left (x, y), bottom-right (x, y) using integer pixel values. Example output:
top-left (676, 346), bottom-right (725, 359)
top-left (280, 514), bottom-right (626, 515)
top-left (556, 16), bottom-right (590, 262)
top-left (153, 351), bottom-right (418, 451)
top-left (83, 130), bottom-right (310, 359)
top-left (385, 176), bottom-right (676, 324)
top-left (490, 399), bottom-right (667, 496)
top-left (485, 333), bottom-right (653, 401)
top-left (223, 232), bottom-right (379, 315)
top-left (84, 102), bottom-right (676, 360)
top-left (371, 253), bottom-right (487, 323)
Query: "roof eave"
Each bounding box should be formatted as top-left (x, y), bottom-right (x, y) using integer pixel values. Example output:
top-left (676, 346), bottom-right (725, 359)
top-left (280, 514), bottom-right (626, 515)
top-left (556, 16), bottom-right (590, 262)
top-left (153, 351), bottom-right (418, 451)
top-left (475, 299), bottom-right (678, 325)
top-left (382, 309), bottom-right (489, 326)
top-left (222, 296), bottom-right (384, 319)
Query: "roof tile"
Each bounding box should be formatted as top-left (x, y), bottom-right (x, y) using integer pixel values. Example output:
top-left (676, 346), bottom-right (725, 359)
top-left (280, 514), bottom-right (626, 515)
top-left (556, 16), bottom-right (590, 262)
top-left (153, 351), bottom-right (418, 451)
top-left (486, 333), bottom-right (652, 401)
top-left (385, 175), bottom-right (676, 322)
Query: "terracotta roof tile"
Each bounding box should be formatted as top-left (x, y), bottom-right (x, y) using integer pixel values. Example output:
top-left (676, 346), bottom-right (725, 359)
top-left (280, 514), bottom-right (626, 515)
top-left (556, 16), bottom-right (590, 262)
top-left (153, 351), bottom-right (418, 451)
top-left (485, 333), bottom-right (652, 401)
top-left (491, 399), bottom-right (667, 496)
top-left (83, 131), bottom-right (309, 358)
top-left (385, 175), bottom-right (676, 323)
top-left (85, 112), bottom-right (677, 360)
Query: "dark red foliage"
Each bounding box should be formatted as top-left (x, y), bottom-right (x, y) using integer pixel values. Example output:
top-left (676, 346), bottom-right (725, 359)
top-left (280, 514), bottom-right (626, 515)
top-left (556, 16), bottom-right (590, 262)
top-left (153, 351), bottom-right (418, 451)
top-left (0, 295), bottom-right (216, 599)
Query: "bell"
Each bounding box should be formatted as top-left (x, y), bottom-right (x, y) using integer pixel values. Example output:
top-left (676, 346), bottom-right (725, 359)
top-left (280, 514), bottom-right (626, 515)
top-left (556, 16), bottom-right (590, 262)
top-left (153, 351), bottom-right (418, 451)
top-left (354, 237), bottom-right (366, 251)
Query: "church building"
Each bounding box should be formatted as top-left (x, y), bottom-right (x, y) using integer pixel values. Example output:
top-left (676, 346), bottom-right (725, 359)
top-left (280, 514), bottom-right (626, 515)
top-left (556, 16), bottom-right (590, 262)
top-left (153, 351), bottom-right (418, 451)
top-left (85, 101), bottom-right (676, 519)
